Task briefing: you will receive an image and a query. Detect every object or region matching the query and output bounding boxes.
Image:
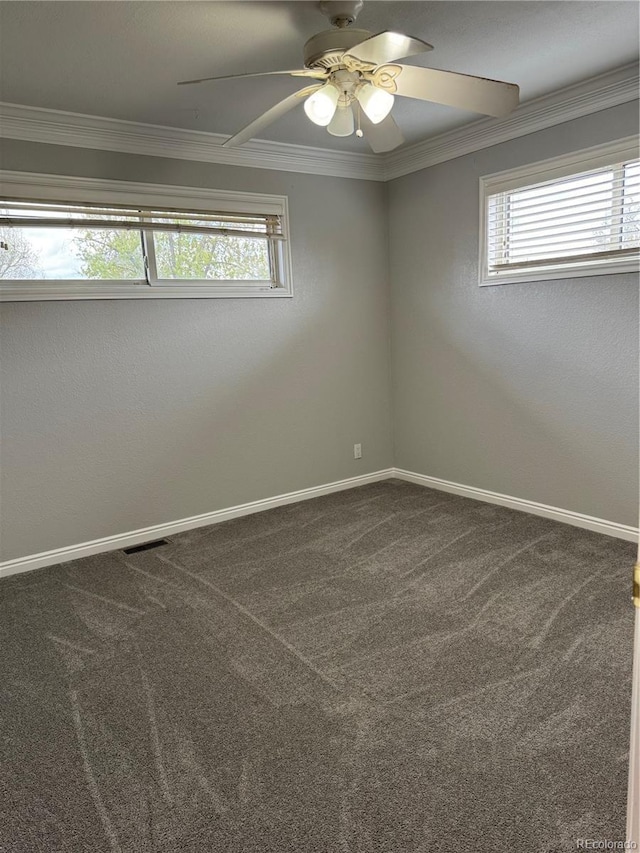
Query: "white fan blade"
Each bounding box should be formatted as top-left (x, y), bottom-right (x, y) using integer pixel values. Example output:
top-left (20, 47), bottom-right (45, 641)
top-left (222, 85), bottom-right (323, 148)
top-left (360, 113), bottom-right (404, 153)
top-left (372, 64), bottom-right (519, 117)
top-left (344, 30), bottom-right (433, 68)
top-left (178, 69), bottom-right (327, 86)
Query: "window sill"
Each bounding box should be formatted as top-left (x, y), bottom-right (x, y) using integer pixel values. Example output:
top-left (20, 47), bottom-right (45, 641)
top-left (0, 283), bottom-right (293, 301)
top-left (479, 256), bottom-right (639, 287)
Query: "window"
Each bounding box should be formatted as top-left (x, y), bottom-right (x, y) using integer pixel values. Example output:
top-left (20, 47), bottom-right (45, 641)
top-left (479, 137), bottom-right (640, 286)
top-left (0, 172), bottom-right (292, 300)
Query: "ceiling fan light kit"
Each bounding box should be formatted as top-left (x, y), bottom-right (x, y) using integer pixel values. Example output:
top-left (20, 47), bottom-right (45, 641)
top-left (356, 84), bottom-right (394, 124)
top-left (304, 83), bottom-right (339, 126)
top-left (177, 0), bottom-right (520, 153)
top-left (327, 103), bottom-right (355, 137)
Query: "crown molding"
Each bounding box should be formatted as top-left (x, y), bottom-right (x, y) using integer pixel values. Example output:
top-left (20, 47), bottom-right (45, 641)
top-left (0, 102), bottom-right (383, 182)
top-left (0, 63), bottom-right (637, 183)
top-left (383, 63), bottom-right (639, 180)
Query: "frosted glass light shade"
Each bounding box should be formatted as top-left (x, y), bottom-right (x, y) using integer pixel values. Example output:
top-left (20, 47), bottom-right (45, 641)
top-left (304, 85), bottom-right (339, 126)
top-left (327, 105), bottom-right (355, 137)
top-left (356, 85), bottom-right (394, 124)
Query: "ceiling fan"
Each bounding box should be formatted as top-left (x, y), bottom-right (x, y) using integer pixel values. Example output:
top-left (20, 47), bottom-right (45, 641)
top-left (178, 0), bottom-right (520, 153)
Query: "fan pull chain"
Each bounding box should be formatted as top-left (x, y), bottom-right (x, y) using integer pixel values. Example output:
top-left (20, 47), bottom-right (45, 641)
top-left (355, 102), bottom-right (363, 138)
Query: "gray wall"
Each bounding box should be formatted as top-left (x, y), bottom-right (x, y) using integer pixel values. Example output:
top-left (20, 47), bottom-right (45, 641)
top-left (2, 102), bottom-right (638, 563)
top-left (0, 140), bottom-right (393, 561)
top-left (389, 102), bottom-right (639, 527)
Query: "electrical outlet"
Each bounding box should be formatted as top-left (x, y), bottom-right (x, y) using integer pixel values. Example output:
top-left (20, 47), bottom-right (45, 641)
top-left (354, 443), bottom-right (362, 459)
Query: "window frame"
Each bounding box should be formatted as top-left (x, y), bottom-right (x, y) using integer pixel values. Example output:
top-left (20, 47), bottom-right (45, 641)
top-left (0, 171), bottom-right (293, 300)
top-left (478, 136), bottom-right (640, 287)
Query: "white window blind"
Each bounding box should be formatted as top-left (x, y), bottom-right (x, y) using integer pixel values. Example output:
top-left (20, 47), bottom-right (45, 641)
top-left (0, 199), bottom-right (284, 240)
top-left (480, 139), bottom-right (640, 285)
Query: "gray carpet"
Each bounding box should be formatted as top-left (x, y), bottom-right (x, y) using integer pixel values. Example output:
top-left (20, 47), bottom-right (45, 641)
top-left (0, 480), bottom-right (635, 853)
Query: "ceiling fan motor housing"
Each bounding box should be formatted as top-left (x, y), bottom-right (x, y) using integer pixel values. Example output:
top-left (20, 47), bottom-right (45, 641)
top-left (303, 28), bottom-right (372, 70)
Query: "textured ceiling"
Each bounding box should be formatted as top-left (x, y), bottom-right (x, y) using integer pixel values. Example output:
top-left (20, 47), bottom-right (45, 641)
top-left (0, 1), bottom-right (638, 152)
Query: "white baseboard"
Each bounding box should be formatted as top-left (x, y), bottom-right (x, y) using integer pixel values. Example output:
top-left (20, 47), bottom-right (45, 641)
top-left (394, 468), bottom-right (639, 543)
top-left (0, 469), bottom-right (394, 579)
top-left (1, 466), bottom-right (636, 580)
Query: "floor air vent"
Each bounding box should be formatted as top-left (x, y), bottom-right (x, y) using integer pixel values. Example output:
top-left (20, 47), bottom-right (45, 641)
top-left (123, 539), bottom-right (169, 555)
